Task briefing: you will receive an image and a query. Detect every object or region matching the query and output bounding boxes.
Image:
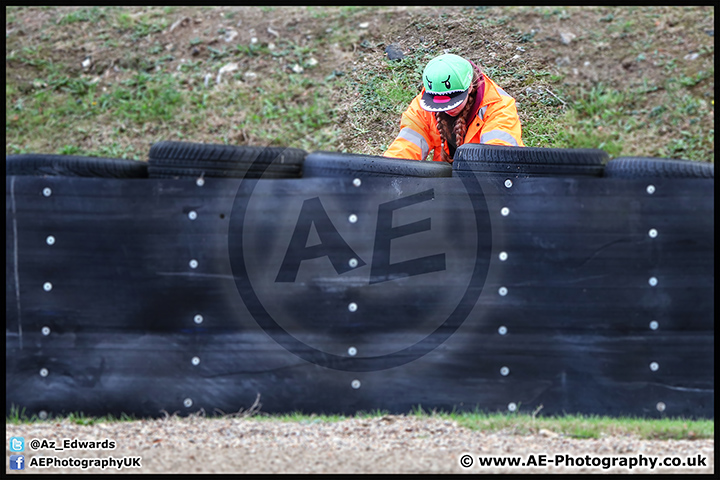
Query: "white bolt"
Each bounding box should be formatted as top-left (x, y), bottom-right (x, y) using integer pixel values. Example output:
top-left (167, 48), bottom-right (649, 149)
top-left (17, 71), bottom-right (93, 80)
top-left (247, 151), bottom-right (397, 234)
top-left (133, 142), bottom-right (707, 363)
top-left (351, 379), bottom-right (361, 389)
top-left (498, 326), bottom-right (508, 335)
top-left (348, 258), bottom-right (359, 268)
top-left (43, 282), bottom-right (52, 292)
top-left (348, 214), bottom-right (358, 224)
top-left (46, 236), bottom-right (55, 245)
top-left (40, 368), bottom-right (49, 377)
top-left (191, 357), bottom-right (200, 366)
top-left (504, 179), bottom-right (513, 188)
top-left (353, 178), bottom-right (362, 187)
top-left (508, 402), bottom-right (517, 412)
top-left (188, 211), bottom-right (197, 220)
top-left (189, 259), bottom-right (198, 269)
top-left (348, 302), bottom-right (358, 312)
top-left (649, 321), bottom-right (659, 330)
top-left (501, 207), bottom-right (510, 216)
top-left (650, 362), bottom-right (659, 372)
top-left (646, 185), bottom-right (656, 195)
top-left (348, 346), bottom-right (357, 356)
top-left (498, 286), bottom-right (508, 296)
top-left (648, 277), bottom-right (658, 287)
top-left (41, 326), bottom-right (51, 336)
top-left (656, 401), bottom-right (666, 412)
top-left (38, 410), bottom-right (48, 419)
top-left (183, 398), bottom-right (193, 408)
top-left (499, 251), bottom-right (508, 261)
top-left (648, 228), bottom-right (658, 238)
top-left (500, 366), bottom-right (510, 376)
top-left (196, 178), bottom-right (205, 187)
top-left (42, 187), bottom-right (52, 197)
top-left (194, 314), bottom-right (204, 324)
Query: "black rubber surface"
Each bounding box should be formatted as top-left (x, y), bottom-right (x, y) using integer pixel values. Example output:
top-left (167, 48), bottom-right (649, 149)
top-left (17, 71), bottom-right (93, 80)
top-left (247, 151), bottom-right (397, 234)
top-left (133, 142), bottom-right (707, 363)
top-left (603, 157), bottom-right (714, 179)
top-left (303, 151), bottom-right (452, 178)
top-left (453, 144), bottom-right (607, 177)
top-left (148, 167), bottom-right (296, 180)
top-left (6, 154), bottom-right (148, 178)
top-left (148, 141), bottom-right (306, 179)
top-left (5, 174), bottom-right (714, 419)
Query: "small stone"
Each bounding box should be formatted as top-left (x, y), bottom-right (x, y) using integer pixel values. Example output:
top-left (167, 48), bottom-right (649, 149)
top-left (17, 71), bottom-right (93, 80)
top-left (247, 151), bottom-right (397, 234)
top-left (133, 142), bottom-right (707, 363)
top-left (223, 28), bottom-right (238, 42)
top-left (684, 52), bottom-right (699, 60)
top-left (291, 64), bottom-right (304, 74)
top-left (559, 32), bottom-right (576, 45)
top-left (219, 62), bottom-right (239, 75)
top-left (306, 57), bottom-right (318, 66)
top-left (81, 57), bottom-right (92, 69)
top-left (384, 44), bottom-right (404, 61)
top-left (216, 62), bottom-right (239, 83)
top-left (358, 22), bottom-right (369, 29)
top-left (169, 17), bottom-right (190, 33)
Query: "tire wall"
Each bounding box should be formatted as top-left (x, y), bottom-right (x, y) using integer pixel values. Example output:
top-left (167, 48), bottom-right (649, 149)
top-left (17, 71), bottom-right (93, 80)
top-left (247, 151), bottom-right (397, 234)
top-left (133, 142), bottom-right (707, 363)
top-left (4, 160), bottom-right (715, 419)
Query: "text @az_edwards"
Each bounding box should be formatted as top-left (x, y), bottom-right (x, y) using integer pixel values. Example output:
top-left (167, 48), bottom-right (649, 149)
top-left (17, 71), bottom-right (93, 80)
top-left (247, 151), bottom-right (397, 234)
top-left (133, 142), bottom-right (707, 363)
top-left (28, 438), bottom-right (116, 451)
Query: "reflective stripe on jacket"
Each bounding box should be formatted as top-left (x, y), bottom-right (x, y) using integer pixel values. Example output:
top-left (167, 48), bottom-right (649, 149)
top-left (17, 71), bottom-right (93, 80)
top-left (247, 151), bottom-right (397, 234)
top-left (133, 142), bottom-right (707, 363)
top-left (383, 73), bottom-right (524, 161)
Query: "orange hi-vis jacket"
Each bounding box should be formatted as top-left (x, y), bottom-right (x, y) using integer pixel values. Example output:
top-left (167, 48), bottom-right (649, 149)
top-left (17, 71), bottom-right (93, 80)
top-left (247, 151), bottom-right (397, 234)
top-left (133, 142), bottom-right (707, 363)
top-left (384, 72), bottom-right (524, 161)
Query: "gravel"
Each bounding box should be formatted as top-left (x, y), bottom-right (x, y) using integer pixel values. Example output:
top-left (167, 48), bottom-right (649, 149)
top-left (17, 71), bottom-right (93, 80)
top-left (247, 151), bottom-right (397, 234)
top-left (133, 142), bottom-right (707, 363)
top-left (6, 416), bottom-right (714, 474)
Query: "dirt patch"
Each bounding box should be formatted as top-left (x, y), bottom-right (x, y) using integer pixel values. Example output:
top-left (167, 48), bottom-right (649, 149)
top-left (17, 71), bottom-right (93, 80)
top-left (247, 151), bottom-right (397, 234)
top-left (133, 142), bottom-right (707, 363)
top-left (6, 416), bottom-right (714, 474)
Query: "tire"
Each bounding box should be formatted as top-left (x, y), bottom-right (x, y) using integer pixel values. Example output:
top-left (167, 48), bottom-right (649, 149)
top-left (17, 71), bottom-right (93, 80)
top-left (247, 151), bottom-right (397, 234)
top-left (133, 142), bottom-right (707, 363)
top-left (603, 157), bottom-right (714, 179)
top-left (6, 154), bottom-right (148, 178)
top-left (148, 141), bottom-right (306, 179)
top-left (302, 151), bottom-right (452, 178)
top-left (148, 167), bottom-right (295, 180)
top-left (453, 144), bottom-right (607, 177)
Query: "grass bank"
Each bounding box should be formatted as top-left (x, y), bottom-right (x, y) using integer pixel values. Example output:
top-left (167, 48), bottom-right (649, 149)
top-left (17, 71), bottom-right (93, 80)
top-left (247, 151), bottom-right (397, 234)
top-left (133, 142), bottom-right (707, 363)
top-left (5, 6), bottom-right (714, 162)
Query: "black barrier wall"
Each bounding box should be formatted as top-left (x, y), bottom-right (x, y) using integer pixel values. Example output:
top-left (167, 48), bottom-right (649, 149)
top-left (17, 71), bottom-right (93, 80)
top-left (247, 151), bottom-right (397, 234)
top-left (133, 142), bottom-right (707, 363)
top-left (5, 173), bottom-right (714, 418)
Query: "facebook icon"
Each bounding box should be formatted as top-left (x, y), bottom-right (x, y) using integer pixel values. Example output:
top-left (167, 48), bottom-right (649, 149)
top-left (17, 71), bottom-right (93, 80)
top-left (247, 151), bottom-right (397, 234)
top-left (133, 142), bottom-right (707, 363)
top-left (10, 455), bottom-right (25, 470)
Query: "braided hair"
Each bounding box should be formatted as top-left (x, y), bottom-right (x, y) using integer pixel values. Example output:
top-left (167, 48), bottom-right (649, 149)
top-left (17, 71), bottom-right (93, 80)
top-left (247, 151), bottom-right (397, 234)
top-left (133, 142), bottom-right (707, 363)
top-left (434, 62), bottom-right (483, 163)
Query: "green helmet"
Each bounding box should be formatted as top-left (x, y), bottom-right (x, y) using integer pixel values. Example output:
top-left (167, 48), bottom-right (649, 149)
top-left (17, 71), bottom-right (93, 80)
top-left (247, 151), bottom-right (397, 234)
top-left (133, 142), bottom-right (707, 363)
top-left (420, 54), bottom-right (473, 112)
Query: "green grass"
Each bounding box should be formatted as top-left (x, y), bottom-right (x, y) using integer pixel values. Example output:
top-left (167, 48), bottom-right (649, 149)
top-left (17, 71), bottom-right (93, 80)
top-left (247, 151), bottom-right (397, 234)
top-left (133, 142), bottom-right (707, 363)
top-left (5, 6), bottom-right (714, 161)
top-left (6, 404), bottom-right (713, 441)
top-left (441, 410), bottom-right (714, 440)
top-left (55, 7), bottom-right (107, 25)
top-left (515, 78), bottom-right (714, 160)
top-left (6, 406), bottom-right (138, 425)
